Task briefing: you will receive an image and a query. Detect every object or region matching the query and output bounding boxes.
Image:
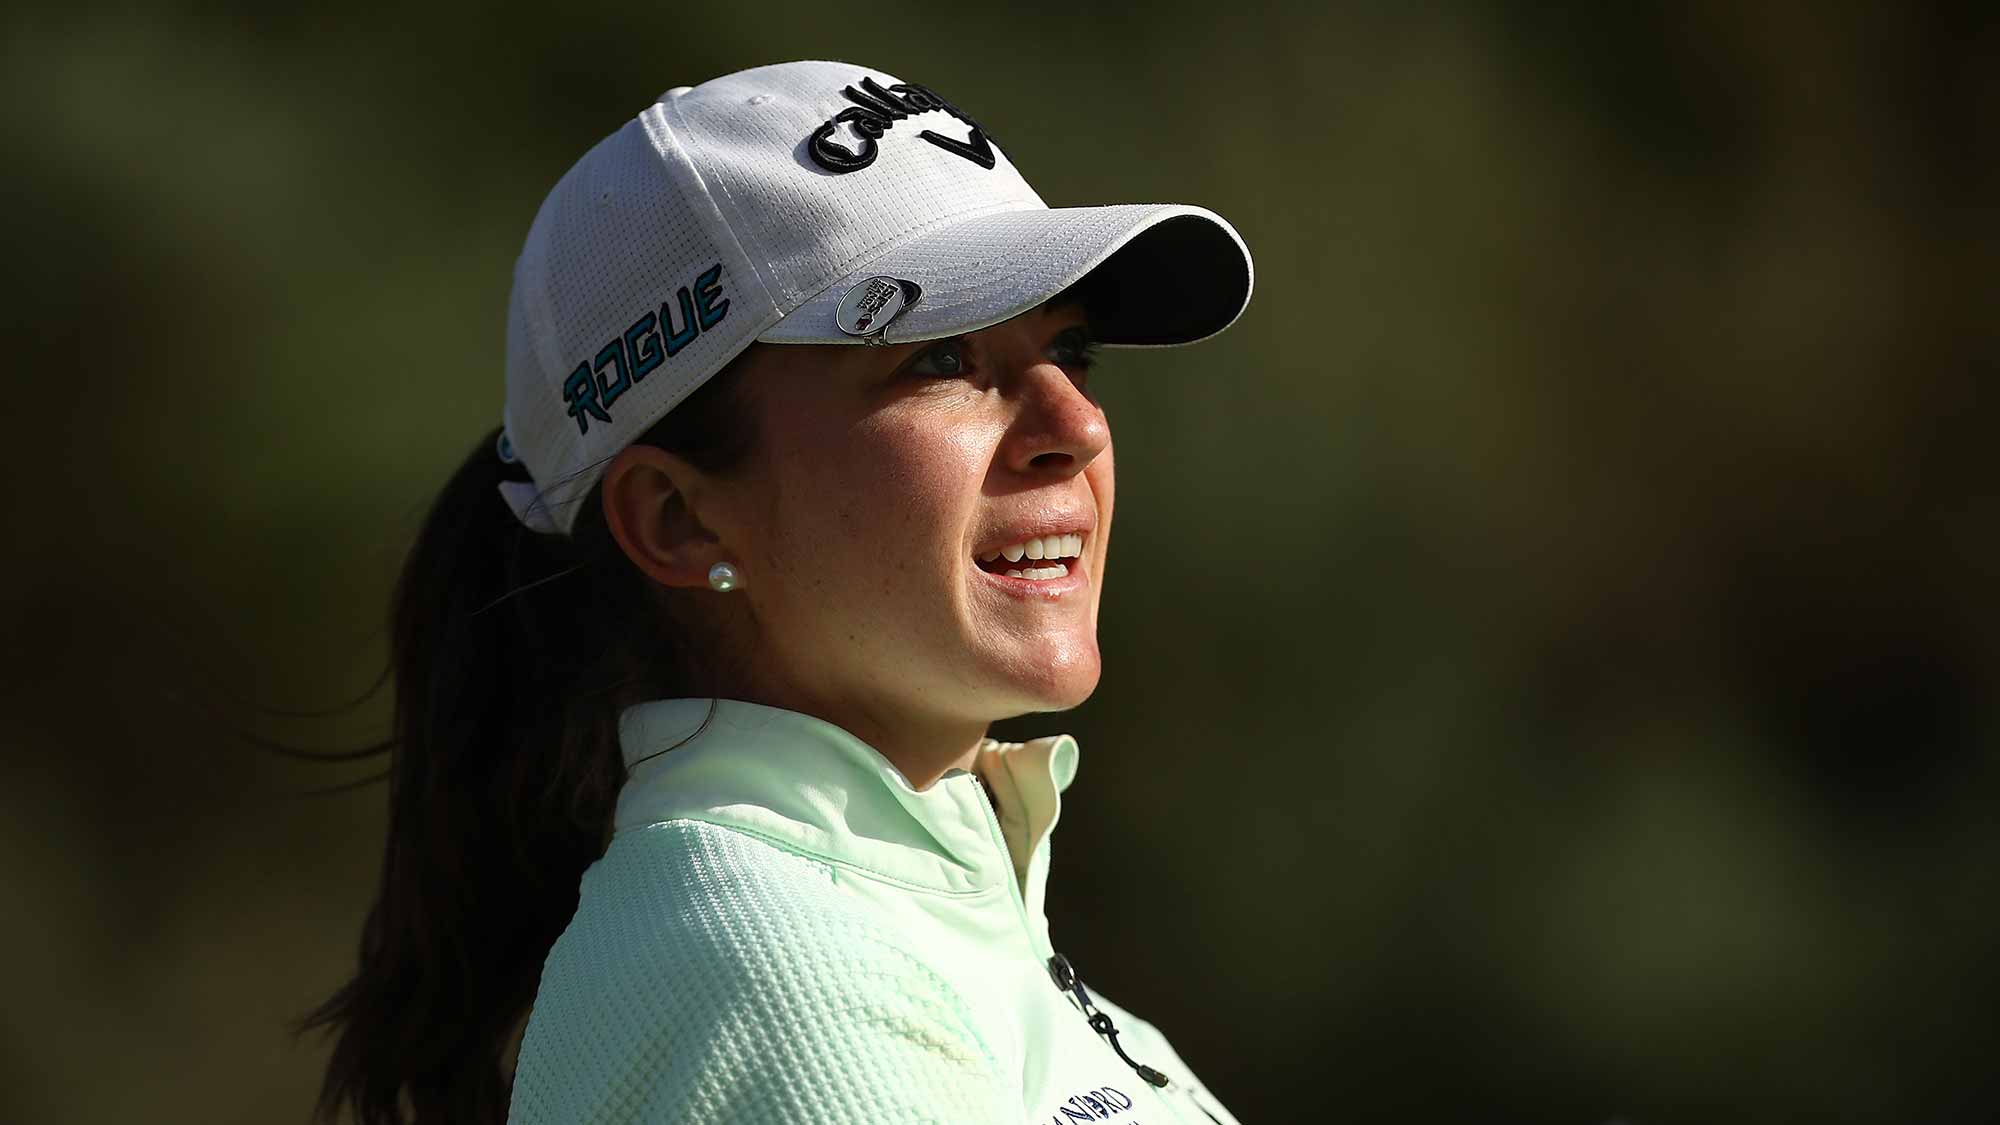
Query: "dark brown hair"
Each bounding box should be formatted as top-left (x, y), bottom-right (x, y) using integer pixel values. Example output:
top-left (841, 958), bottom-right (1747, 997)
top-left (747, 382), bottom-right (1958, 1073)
top-left (293, 346), bottom-right (763, 1124)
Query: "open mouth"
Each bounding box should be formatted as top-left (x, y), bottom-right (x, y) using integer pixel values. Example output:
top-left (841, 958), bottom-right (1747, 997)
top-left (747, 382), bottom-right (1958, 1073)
top-left (976, 528), bottom-right (1088, 576)
top-left (974, 529), bottom-right (1087, 582)
top-left (975, 553), bottom-right (1079, 579)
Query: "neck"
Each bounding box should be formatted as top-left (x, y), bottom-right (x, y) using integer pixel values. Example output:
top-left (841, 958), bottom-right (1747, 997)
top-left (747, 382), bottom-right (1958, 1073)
top-left (825, 706), bottom-right (990, 792)
top-left (723, 686), bottom-right (991, 792)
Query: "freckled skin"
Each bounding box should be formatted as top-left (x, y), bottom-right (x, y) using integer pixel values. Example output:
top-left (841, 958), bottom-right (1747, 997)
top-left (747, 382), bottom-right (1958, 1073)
top-left (601, 301), bottom-right (1113, 790)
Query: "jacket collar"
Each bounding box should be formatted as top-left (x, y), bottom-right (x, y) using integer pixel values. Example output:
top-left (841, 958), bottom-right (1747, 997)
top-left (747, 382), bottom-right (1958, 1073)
top-left (613, 697), bottom-right (1080, 925)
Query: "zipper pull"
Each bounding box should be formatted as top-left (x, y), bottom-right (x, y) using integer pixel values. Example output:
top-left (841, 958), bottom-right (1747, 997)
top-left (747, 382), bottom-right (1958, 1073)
top-left (1047, 952), bottom-right (1170, 1088)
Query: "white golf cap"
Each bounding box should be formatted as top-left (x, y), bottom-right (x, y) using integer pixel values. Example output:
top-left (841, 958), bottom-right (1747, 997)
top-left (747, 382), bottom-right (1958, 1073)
top-left (499, 59), bottom-right (1253, 535)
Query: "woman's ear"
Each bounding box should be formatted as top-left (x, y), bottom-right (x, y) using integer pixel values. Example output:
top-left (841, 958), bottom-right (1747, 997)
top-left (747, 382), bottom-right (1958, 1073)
top-left (600, 444), bottom-right (728, 590)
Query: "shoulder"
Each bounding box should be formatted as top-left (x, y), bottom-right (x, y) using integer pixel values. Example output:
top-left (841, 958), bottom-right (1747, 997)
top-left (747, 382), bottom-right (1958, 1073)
top-left (510, 820), bottom-right (1014, 1124)
top-left (554, 819), bottom-right (961, 1012)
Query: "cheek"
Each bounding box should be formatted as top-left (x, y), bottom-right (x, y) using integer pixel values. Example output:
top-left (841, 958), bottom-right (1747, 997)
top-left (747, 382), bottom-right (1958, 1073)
top-left (1088, 445), bottom-right (1115, 549)
top-left (812, 420), bottom-right (988, 572)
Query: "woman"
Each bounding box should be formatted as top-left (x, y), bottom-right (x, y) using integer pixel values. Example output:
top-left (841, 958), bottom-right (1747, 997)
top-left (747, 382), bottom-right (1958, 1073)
top-left (303, 59), bottom-right (1254, 1124)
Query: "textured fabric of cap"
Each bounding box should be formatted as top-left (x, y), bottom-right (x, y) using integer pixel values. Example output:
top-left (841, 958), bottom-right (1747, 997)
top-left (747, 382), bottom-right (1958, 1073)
top-left (500, 59), bottom-right (1253, 536)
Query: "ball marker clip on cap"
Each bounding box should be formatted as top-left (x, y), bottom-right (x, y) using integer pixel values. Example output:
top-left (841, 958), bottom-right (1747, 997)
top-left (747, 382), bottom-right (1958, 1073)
top-left (496, 59), bottom-right (1253, 536)
top-left (836, 276), bottom-right (922, 342)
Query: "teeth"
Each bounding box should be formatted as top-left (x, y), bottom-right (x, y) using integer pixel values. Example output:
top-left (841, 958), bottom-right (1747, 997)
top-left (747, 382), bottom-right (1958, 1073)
top-left (980, 530), bottom-right (1086, 565)
top-left (1003, 562), bottom-right (1070, 580)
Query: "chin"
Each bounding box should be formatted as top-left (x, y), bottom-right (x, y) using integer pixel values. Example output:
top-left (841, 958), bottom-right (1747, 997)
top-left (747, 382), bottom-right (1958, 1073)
top-left (1002, 651), bottom-right (1101, 715)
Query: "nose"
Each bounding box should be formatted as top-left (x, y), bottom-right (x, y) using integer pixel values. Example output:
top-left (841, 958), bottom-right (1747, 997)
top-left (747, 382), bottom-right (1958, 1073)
top-left (999, 355), bottom-right (1110, 478)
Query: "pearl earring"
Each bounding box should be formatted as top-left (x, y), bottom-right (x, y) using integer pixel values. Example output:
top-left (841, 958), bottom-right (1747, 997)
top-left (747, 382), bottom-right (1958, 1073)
top-left (707, 561), bottom-right (742, 592)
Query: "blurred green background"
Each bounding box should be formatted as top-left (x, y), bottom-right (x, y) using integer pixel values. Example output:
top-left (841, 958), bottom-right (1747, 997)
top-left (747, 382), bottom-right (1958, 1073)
top-left (4, 2), bottom-right (1995, 1122)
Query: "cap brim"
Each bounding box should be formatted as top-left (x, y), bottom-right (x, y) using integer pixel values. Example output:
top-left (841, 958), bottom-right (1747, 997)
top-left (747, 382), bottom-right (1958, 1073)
top-left (755, 203), bottom-right (1253, 348)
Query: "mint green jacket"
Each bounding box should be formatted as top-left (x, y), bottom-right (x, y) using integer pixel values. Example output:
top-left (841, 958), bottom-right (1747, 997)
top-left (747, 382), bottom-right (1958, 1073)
top-left (508, 697), bottom-right (1243, 1124)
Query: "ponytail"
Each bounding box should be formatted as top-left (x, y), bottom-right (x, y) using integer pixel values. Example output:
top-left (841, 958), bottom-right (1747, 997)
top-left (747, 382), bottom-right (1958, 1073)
top-left (296, 348), bottom-right (761, 1124)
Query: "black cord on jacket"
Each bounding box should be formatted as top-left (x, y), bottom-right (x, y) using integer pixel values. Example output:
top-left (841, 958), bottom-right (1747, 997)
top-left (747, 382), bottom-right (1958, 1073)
top-left (1046, 952), bottom-right (1170, 1088)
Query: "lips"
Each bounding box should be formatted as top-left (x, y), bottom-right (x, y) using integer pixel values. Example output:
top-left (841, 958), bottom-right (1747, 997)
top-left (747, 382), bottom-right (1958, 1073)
top-left (972, 513), bottom-right (1094, 561)
top-left (974, 552), bottom-right (1088, 597)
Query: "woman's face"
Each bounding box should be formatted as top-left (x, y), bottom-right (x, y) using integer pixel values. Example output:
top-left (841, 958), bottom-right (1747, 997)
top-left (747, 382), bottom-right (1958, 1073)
top-left (661, 297), bottom-right (1113, 742)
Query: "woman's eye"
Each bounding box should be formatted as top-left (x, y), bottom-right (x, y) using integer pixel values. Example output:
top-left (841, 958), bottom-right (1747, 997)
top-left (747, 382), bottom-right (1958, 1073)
top-left (899, 328), bottom-right (1096, 380)
top-left (904, 339), bottom-right (967, 378)
top-left (1047, 326), bottom-right (1099, 371)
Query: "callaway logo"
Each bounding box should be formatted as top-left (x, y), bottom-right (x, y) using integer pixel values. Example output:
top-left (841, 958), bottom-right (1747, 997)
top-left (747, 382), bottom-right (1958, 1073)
top-left (807, 76), bottom-right (999, 174)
